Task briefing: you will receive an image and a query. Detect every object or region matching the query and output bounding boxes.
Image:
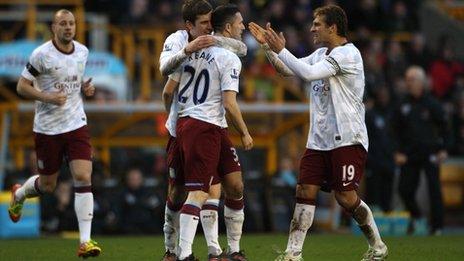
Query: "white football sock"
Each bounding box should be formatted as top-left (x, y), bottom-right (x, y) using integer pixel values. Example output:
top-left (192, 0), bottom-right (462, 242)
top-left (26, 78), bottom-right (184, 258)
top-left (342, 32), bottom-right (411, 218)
top-left (200, 199), bottom-right (221, 255)
top-left (224, 205), bottom-right (244, 253)
top-left (74, 191), bottom-right (93, 244)
top-left (15, 175), bottom-right (40, 202)
top-left (352, 200), bottom-right (384, 248)
top-left (285, 203), bottom-right (315, 256)
top-left (163, 204), bottom-right (180, 253)
top-left (178, 204), bottom-right (201, 259)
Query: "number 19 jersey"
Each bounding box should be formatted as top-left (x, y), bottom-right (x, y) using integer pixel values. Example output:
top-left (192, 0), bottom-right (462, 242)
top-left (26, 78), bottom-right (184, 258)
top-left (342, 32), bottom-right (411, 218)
top-left (172, 46), bottom-right (241, 128)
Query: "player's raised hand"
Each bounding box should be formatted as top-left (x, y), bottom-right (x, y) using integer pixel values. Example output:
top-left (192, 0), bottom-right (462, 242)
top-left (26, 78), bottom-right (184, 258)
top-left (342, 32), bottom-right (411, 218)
top-left (241, 133), bottom-right (254, 150)
top-left (46, 89), bottom-right (67, 106)
top-left (82, 78), bottom-right (95, 97)
top-left (248, 22), bottom-right (266, 44)
top-left (264, 22), bottom-right (286, 53)
top-left (184, 35), bottom-right (216, 55)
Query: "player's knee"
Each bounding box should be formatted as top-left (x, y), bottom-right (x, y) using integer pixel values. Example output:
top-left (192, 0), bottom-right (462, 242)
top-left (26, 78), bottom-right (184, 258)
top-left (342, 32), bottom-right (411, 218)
top-left (295, 184), bottom-right (317, 199)
top-left (73, 171), bottom-right (91, 184)
top-left (39, 180), bottom-right (57, 193)
top-left (225, 180), bottom-right (243, 199)
top-left (187, 190), bottom-right (209, 205)
top-left (334, 191), bottom-right (356, 209)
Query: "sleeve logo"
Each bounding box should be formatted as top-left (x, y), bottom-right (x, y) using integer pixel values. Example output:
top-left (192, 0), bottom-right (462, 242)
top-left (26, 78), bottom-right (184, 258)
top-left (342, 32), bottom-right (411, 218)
top-left (230, 68), bottom-right (239, 79)
top-left (163, 44), bottom-right (173, 52)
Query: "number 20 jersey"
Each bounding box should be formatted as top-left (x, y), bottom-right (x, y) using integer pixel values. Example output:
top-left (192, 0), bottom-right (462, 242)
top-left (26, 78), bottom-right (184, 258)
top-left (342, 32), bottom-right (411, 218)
top-left (171, 46), bottom-right (241, 128)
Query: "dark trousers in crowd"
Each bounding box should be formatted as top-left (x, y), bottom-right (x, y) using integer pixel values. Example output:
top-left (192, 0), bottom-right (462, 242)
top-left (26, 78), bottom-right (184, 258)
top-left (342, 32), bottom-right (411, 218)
top-left (398, 161), bottom-right (444, 232)
top-left (365, 168), bottom-right (394, 212)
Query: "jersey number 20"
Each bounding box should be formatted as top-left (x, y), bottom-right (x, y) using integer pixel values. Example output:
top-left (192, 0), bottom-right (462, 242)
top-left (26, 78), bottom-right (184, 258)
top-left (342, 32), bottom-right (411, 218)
top-left (178, 65), bottom-right (209, 105)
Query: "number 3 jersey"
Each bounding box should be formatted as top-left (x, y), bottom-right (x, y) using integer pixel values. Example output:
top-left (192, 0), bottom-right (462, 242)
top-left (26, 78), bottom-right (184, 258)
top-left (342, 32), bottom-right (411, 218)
top-left (21, 40), bottom-right (89, 135)
top-left (171, 46), bottom-right (241, 128)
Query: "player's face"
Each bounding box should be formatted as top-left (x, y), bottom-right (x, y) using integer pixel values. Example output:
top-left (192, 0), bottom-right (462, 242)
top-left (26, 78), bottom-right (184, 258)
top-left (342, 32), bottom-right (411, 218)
top-left (52, 12), bottom-right (76, 44)
top-left (189, 12), bottom-right (213, 39)
top-left (227, 12), bottom-right (245, 40)
top-left (310, 15), bottom-right (330, 45)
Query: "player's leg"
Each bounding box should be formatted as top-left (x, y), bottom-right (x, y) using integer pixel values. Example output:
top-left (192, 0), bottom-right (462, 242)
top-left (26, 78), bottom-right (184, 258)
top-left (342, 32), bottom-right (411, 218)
top-left (163, 136), bottom-right (186, 260)
top-left (222, 171), bottom-right (246, 259)
top-left (201, 182), bottom-right (222, 259)
top-left (163, 182), bottom-right (185, 260)
top-left (177, 118), bottom-right (221, 260)
top-left (275, 184), bottom-right (318, 261)
top-left (276, 149), bottom-right (325, 261)
top-left (9, 133), bottom-right (63, 222)
top-left (331, 145), bottom-right (387, 260)
top-left (67, 126), bottom-right (100, 258)
top-left (9, 172), bottom-right (58, 222)
top-left (218, 130), bottom-right (247, 259)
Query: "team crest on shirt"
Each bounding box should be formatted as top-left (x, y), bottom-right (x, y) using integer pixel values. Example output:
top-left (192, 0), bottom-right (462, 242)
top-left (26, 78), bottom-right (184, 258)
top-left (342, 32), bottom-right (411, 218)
top-left (77, 61), bottom-right (85, 73)
top-left (230, 68), bottom-right (239, 79)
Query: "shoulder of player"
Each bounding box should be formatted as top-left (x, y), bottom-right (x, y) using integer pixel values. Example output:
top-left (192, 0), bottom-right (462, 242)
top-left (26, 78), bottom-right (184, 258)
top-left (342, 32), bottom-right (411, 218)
top-left (210, 47), bottom-right (241, 67)
top-left (211, 46), bottom-right (239, 59)
top-left (165, 30), bottom-right (188, 43)
top-left (31, 40), bottom-right (54, 57)
top-left (71, 41), bottom-right (89, 56)
top-left (330, 43), bottom-right (360, 56)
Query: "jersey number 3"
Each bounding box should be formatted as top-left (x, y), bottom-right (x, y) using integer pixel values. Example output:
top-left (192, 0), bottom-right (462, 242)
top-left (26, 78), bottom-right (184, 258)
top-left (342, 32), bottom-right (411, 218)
top-left (178, 65), bottom-right (210, 105)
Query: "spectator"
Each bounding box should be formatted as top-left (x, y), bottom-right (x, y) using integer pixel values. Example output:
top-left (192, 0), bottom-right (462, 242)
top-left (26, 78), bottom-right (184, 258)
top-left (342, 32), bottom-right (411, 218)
top-left (365, 86), bottom-right (395, 212)
top-left (118, 168), bottom-right (162, 234)
top-left (406, 33), bottom-right (433, 70)
top-left (429, 37), bottom-right (464, 100)
top-left (273, 157), bottom-right (297, 188)
top-left (392, 66), bottom-right (450, 235)
top-left (451, 90), bottom-right (464, 155)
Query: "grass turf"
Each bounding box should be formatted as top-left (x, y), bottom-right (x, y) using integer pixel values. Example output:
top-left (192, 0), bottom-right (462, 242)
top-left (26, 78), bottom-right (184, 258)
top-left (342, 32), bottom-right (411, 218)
top-left (1, 234), bottom-right (463, 260)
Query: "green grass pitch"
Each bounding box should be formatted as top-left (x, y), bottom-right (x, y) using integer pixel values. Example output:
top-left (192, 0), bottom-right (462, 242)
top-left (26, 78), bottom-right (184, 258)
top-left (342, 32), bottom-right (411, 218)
top-left (1, 234), bottom-right (463, 260)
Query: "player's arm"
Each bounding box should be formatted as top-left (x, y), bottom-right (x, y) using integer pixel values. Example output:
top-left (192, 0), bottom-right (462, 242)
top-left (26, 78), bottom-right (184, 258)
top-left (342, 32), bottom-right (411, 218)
top-left (17, 77), bottom-right (66, 106)
top-left (248, 22), bottom-right (293, 76)
top-left (262, 22), bottom-right (337, 81)
top-left (160, 35), bottom-right (215, 76)
top-left (213, 36), bottom-right (247, 57)
top-left (278, 49), bottom-right (337, 81)
top-left (162, 78), bottom-right (179, 113)
top-left (223, 90), bottom-right (253, 150)
top-left (18, 55), bottom-right (67, 106)
top-left (262, 44), bottom-right (294, 76)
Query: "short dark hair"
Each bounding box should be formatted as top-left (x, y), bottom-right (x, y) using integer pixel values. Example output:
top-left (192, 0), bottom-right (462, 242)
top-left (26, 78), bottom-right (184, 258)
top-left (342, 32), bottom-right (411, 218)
top-left (211, 4), bottom-right (240, 33)
top-left (314, 5), bottom-right (348, 37)
top-left (182, 0), bottom-right (213, 23)
top-left (53, 9), bottom-right (73, 24)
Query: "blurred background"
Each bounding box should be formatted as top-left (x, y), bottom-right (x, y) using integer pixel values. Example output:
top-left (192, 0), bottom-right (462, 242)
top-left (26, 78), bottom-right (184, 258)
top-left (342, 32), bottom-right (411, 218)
top-left (0, 0), bottom-right (463, 238)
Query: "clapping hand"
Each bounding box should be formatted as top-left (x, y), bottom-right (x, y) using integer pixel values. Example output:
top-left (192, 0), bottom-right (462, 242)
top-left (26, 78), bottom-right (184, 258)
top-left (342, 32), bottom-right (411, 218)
top-left (263, 23), bottom-right (286, 53)
top-left (82, 78), bottom-right (95, 97)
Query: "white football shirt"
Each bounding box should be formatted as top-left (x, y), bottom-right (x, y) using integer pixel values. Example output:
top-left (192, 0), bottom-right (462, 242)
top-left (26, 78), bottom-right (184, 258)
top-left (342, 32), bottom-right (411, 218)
top-left (278, 43), bottom-right (368, 151)
top-left (171, 46), bottom-right (241, 128)
top-left (21, 40), bottom-right (89, 135)
top-left (159, 30), bottom-right (188, 137)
